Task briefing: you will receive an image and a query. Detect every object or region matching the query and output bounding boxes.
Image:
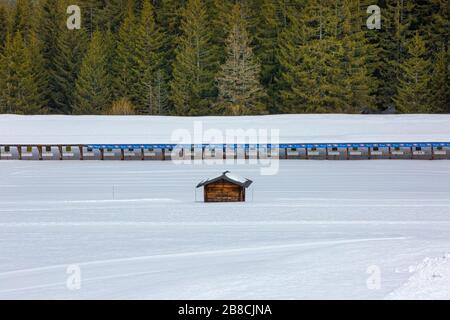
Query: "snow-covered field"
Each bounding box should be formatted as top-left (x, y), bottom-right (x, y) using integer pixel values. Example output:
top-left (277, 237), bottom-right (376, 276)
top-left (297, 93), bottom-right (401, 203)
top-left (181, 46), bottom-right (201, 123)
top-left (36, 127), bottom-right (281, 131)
top-left (2, 114), bottom-right (450, 144)
top-left (0, 160), bottom-right (449, 299)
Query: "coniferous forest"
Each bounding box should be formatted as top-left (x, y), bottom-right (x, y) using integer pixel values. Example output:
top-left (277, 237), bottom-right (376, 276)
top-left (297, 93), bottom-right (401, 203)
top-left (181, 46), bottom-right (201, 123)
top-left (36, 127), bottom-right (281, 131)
top-left (0, 0), bottom-right (448, 116)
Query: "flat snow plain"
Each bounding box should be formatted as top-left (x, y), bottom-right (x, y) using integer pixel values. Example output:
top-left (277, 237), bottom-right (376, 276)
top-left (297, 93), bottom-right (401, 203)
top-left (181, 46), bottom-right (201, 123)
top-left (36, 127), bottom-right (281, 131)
top-left (0, 160), bottom-right (449, 299)
top-left (2, 114), bottom-right (450, 144)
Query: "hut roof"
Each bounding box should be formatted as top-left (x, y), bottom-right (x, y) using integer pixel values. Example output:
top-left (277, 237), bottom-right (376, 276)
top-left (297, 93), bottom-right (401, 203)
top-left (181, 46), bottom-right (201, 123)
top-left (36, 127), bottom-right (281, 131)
top-left (196, 171), bottom-right (253, 188)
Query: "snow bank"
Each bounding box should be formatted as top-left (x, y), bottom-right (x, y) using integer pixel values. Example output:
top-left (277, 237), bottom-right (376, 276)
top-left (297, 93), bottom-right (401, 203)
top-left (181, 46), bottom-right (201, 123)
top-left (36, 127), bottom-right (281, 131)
top-left (387, 254), bottom-right (450, 300)
top-left (1, 114), bottom-right (450, 144)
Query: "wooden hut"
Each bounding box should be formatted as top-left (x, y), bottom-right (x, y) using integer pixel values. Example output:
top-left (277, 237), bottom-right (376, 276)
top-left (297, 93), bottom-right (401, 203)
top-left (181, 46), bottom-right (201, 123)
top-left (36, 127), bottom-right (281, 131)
top-left (197, 171), bottom-right (253, 202)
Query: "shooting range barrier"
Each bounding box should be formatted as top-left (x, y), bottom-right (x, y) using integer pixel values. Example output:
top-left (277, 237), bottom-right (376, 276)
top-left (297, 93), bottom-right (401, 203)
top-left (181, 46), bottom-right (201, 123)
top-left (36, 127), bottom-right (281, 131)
top-left (432, 144), bottom-right (449, 160)
top-left (390, 144), bottom-right (412, 159)
top-left (20, 146), bottom-right (40, 160)
top-left (204, 145), bottom-right (224, 160)
top-left (307, 145), bottom-right (327, 160)
top-left (0, 145), bottom-right (19, 160)
top-left (327, 144), bottom-right (348, 160)
top-left (62, 145), bottom-right (81, 160)
top-left (1, 143), bottom-right (449, 161)
top-left (41, 145), bottom-right (61, 160)
top-left (369, 144), bottom-right (390, 159)
top-left (348, 145), bottom-right (369, 160)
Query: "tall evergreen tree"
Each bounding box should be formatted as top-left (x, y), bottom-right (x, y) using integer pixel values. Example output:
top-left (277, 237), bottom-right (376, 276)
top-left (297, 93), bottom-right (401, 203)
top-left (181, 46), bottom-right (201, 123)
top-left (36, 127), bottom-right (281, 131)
top-left (99, 0), bottom-right (128, 32)
top-left (35, 0), bottom-right (68, 113)
top-left (51, 26), bottom-right (88, 114)
top-left (430, 47), bottom-right (449, 112)
top-left (372, 0), bottom-right (415, 109)
top-left (206, 0), bottom-right (232, 64)
top-left (394, 32), bottom-right (432, 113)
top-left (74, 31), bottom-right (111, 114)
top-left (113, 1), bottom-right (139, 102)
top-left (278, 0), bottom-right (346, 113)
top-left (414, 0), bottom-right (449, 53)
top-left (0, 32), bottom-right (44, 114)
top-left (0, 4), bottom-right (7, 52)
top-left (276, 4), bottom-right (305, 113)
top-left (155, 0), bottom-right (187, 97)
top-left (11, 0), bottom-right (34, 44)
top-left (340, 0), bottom-right (375, 112)
top-left (216, 3), bottom-right (265, 115)
top-left (254, 0), bottom-right (283, 113)
top-left (134, 0), bottom-right (168, 114)
top-left (170, 0), bottom-right (217, 115)
top-left (80, 0), bottom-right (107, 37)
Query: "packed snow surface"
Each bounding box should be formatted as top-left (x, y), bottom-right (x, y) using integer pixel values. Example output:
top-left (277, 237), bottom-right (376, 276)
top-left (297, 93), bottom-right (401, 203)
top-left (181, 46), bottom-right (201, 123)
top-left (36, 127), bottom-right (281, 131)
top-left (387, 254), bottom-right (450, 300)
top-left (1, 114), bottom-right (450, 144)
top-left (0, 160), bottom-right (450, 299)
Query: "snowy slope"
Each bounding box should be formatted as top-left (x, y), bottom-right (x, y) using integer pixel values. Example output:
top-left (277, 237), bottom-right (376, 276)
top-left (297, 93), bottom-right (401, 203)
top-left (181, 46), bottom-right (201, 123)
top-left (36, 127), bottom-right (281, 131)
top-left (387, 254), bottom-right (450, 300)
top-left (1, 160), bottom-right (450, 299)
top-left (1, 114), bottom-right (450, 144)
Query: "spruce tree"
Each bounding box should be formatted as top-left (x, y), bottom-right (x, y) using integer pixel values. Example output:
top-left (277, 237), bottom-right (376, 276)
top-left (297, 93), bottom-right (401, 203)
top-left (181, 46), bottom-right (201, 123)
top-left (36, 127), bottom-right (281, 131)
top-left (99, 0), bottom-right (128, 32)
top-left (278, 0), bottom-right (345, 113)
top-left (133, 0), bottom-right (168, 114)
top-left (254, 0), bottom-right (282, 113)
top-left (276, 5), bottom-right (305, 113)
top-left (430, 47), bottom-right (449, 113)
top-left (216, 3), bottom-right (265, 116)
top-left (394, 32), bottom-right (432, 113)
top-left (340, 0), bottom-right (375, 112)
top-left (373, 0), bottom-right (415, 109)
top-left (80, 0), bottom-right (107, 36)
top-left (11, 0), bottom-right (34, 44)
top-left (35, 0), bottom-right (67, 113)
top-left (0, 32), bottom-right (43, 114)
top-left (74, 31), bottom-right (111, 114)
top-left (51, 25), bottom-right (88, 114)
top-left (113, 1), bottom-right (139, 101)
top-left (155, 0), bottom-right (186, 81)
top-left (0, 4), bottom-right (7, 52)
top-left (206, 0), bottom-right (233, 64)
top-left (28, 30), bottom-right (49, 113)
top-left (170, 0), bottom-right (217, 115)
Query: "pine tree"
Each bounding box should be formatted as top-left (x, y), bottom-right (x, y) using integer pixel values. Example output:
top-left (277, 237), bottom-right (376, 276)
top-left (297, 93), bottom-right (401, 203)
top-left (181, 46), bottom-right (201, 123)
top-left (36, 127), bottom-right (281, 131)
top-left (394, 32), bottom-right (432, 113)
top-left (372, 0), bottom-right (415, 109)
top-left (35, 0), bottom-right (68, 113)
top-left (278, 0), bottom-right (345, 113)
top-left (134, 0), bottom-right (168, 114)
top-left (276, 4), bottom-right (305, 113)
top-left (80, 0), bottom-right (107, 37)
top-left (0, 4), bottom-right (7, 52)
top-left (170, 0), bottom-right (217, 115)
top-left (74, 31), bottom-right (111, 114)
top-left (0, 32), bottom-right (44, 114)
top-left (51, 27), bottom-right (88, 114)
top-left (99, 0), bottom-right (128, 32)
top-left (155, 0), bottom-right (186, 79)
top-left (340, 0), bottom-right (376, 112)
top-left (254, 0), bottom-right (282, 113)
top-left (113, 1), bottom-right (139, 102)
top-left (414, 0), bottom-right (449, 54)
top-left (216, 3), bottom-right (265, 116)
top-left (206, 0), bottom-right (233, 64)
top-left (11, 0), bottom-right (35, 44)
top-left (28, 30), bottom-right (49, 113)
top-left (430, 47), bottom-right (449, 112)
